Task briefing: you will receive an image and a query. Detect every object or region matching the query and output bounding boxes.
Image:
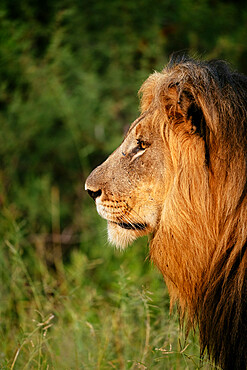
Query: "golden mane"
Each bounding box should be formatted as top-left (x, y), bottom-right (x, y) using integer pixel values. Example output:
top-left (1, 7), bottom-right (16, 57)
top-left (140, 56), bottom-right (247, 369)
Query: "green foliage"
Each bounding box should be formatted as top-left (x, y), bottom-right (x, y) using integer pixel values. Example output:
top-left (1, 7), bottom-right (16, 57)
top-left (1, 236), bottom-right (205, 369)
top-left (0, 0), bottom-right (246, 368)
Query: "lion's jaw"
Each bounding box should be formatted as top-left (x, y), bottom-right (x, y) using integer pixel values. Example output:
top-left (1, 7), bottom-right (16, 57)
top-left (85, 114), bottom-right (167, 248)
top-left (96, 191), bottom-right (161, 249)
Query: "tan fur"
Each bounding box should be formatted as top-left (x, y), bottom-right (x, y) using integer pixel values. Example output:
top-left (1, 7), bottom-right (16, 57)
top-left (85, 56), bottom-right (247, 369)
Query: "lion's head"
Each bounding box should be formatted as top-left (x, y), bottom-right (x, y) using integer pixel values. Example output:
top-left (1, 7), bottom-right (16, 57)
top-left (85, 56), bottom-right (247, 370)
top-left (85, 110), bottom-right (168, 248)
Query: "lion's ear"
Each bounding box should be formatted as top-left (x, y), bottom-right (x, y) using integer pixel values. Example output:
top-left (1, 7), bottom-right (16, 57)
top-left (164, 85), bottom-right (210, 165)
top-left (164, 86), bottom-right (207, 138)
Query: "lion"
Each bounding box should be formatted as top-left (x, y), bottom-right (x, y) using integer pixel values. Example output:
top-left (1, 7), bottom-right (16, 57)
top-left (85, 55), bottom-right (247, 370)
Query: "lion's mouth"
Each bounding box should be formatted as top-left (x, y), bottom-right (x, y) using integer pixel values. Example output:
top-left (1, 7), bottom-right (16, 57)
top-left (116, 222), bottom-right (147, 230)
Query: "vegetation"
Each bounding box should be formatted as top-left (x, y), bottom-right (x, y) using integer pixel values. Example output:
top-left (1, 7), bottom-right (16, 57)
top-left (0, 0), bottom-right (247, 368)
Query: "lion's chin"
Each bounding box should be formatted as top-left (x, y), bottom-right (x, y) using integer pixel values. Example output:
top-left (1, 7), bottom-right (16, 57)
top-left (107, 221), bottom-right (142, 249)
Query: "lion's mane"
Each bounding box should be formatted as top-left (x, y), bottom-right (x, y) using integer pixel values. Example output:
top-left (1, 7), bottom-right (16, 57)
top-left (141, 56), bottom-right (247, 369)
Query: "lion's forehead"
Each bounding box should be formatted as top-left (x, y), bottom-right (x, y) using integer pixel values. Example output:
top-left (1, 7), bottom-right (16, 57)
top-left (126, 114), bottom-right (157, 141)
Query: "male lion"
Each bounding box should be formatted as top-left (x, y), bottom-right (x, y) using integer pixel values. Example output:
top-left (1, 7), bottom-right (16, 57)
top-left (85, 56), bottom-right (247, 370)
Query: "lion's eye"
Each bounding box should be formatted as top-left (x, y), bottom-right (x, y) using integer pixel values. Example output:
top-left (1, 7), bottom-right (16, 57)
top-left (137, 139), bottom-right (148, 150)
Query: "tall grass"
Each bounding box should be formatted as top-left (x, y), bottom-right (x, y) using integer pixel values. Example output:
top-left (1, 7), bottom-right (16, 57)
top-left (0, 208), bottom-right (217, 369)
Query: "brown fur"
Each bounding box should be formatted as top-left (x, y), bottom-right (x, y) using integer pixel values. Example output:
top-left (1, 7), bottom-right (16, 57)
top-left (86, 56), bottom-right (247, 369)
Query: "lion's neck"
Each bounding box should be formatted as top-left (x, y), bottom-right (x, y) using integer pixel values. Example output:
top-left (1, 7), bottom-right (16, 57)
top-left (150, 223), bottom-right (210, 317)
top-left (150, 214), bottom-right (247, 370)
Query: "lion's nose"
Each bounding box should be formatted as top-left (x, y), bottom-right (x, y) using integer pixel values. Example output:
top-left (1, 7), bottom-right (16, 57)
top-left (85, 164), bottom-right (104, 200)
top-left (87, 189), bottom-right (102, 201)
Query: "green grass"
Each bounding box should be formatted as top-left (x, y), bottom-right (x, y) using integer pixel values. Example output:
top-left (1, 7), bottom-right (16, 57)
top-left (0, 212), bottom-right (217, 369)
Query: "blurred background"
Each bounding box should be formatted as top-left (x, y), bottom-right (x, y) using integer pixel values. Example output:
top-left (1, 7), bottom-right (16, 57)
top-left (0, 0), bottom-right (247, 368)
